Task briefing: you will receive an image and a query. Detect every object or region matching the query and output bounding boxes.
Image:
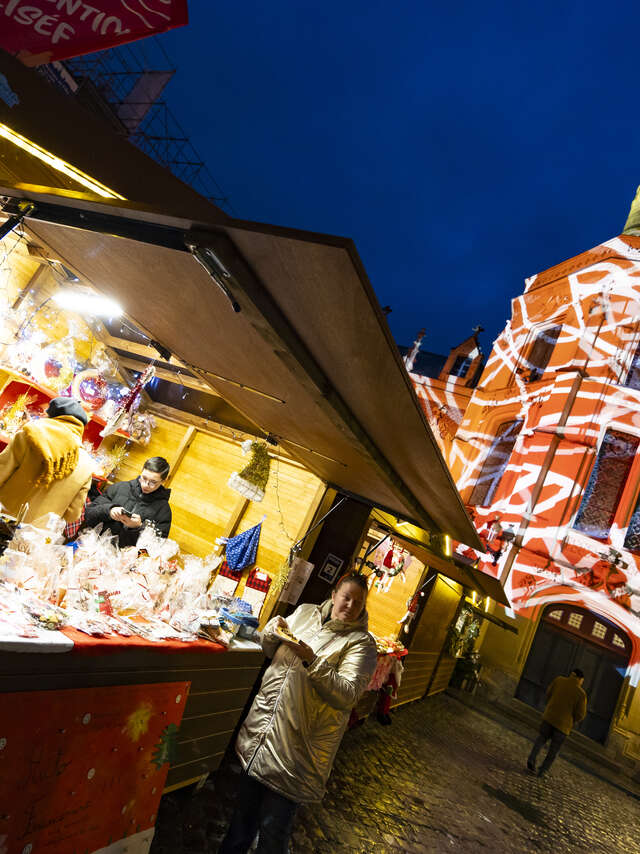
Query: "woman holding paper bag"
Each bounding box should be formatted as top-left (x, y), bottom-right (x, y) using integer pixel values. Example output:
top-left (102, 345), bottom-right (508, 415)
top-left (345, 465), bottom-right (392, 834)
top-left (219, 572), bottom-right (377, 853)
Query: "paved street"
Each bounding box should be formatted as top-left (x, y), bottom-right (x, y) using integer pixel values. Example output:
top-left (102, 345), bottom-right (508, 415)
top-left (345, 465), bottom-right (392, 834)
top-left (151, 693), bottom-right (640, 854)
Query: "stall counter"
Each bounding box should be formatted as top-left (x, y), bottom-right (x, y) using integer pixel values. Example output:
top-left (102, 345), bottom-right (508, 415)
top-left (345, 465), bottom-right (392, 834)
top-left (1, 630), bottom-right (265, 792)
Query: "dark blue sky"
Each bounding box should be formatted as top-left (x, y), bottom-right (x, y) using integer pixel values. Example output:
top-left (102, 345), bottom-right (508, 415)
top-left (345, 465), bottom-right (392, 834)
top-left (160, 1), bottom-right (638, 357)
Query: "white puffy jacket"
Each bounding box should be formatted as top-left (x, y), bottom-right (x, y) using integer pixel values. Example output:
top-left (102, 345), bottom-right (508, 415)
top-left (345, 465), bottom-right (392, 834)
top-left (235, 599), bottom-right (377, 803)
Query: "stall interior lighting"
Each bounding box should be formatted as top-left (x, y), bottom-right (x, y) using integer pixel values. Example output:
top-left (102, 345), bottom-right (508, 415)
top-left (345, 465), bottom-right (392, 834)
top-left (0, 123), bottom-right (126, 200)
top-left (444, 534), bottom-right (452, 556)
top-left (53, 289), bottom-right (123, 318)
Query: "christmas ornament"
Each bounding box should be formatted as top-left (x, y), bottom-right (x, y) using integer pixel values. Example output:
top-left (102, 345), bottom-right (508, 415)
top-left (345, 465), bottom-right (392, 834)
top-left (370, 540), bottom-right (410, 592)
top-left (32, 342), bottom-right (74, 392)
top-left (227, 440), bottom-right (271, 502)
top-left (399, 591), bottom-right (422, 633)
top-left (100, 365), bottom-right (155, 438)
top-left (72, 369), bottom-right (107, 412)
top-left (44, 358), bottom-right (62, 379)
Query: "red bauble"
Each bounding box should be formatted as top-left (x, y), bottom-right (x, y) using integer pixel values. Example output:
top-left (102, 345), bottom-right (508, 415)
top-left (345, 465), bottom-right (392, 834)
top-left (78, 375), bottom-right (108, 411)
top-left (44, 359), bottom-right (61, 379)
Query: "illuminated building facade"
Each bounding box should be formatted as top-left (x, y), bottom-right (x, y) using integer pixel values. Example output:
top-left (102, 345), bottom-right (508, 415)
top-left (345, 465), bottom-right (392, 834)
top-left (408, 194), bottom-right (640, 768)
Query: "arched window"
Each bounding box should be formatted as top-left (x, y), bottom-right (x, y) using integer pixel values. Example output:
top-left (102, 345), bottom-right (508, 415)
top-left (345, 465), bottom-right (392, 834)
top-left (525, 325), bottom-right (561, 381)
top-left (574, 429), bottom-right (639, 539)
top-left (469, 419), bottom-right (522, 506)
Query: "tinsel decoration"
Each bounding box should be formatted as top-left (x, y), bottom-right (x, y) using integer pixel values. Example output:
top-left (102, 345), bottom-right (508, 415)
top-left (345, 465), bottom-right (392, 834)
top-left (0, 392), bottom-right (36, 435)
top-left (105, 440), bottom-right (128, 476)
top-left (227, 440), bottom-right (271, 502)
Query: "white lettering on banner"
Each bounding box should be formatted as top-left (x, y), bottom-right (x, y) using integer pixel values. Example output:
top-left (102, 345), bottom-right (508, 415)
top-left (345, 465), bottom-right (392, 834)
top-left (78, 4), bottom-right (100, 22)
top-left (101, 14), bottom-right (130, 35)
top-left (0, 0), bottom-right (133, 43)
top-left (13, 5), bottom-right (43, 27)
top-left (90, 10), bottom-right (104, 30)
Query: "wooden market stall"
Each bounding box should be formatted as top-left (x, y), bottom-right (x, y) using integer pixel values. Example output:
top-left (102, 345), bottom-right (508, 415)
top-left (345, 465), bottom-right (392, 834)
top-left (0, 48), bottom-right (492, 854)
top-left (342, 511), bottom-right (511, 714)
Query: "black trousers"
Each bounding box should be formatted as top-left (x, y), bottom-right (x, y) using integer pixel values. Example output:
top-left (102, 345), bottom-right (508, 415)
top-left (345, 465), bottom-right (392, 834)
top-left (218, 771), bottom-right (298, 854)
top-left (528, 720), bottom-right (566, 771)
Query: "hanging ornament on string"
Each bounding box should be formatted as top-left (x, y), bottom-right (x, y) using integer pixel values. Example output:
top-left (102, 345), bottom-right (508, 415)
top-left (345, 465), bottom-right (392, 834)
top-left (227, 440), bottom-right (271, 502)
top-left (374, 540), bottom-right (411, 593)
top-left (72, 368), bottom-right (108, 412)
top-left (32, 341), bottom-right (75, 393)
top-left (99, 364), bottom-right (155, 438)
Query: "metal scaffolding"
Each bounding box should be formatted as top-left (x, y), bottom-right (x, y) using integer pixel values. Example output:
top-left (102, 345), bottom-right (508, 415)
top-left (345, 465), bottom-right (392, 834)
top-left (39, 39), bottom-right (233, 213)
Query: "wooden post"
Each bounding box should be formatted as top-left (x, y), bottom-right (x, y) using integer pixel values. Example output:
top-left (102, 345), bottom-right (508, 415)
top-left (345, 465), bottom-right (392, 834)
top-left (165, 425), bottom-right (197, 486)
top-left (219, 496), bottom-right (251, 546)
top-left (11, 264), bottom-right (47, 311)
top-left (207, 495), bottom-right (251, 592)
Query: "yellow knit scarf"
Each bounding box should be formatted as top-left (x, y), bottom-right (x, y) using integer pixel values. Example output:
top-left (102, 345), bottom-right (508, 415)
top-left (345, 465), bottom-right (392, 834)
top-left (22, 415), bottom-right (85, 488)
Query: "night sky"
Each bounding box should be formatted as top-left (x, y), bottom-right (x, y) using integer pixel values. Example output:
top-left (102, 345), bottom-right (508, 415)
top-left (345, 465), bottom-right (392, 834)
top-left (160, 1), bottom-right (639, 358)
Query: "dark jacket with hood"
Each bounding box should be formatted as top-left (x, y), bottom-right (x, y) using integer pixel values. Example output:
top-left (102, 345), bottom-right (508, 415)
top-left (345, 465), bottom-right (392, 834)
top-left (83, 477), bottom-right (172, 547)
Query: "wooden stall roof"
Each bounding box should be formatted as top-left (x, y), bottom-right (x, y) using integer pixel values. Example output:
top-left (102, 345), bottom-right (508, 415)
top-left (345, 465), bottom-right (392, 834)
top-left (0, 187), bottom-right (481, 549)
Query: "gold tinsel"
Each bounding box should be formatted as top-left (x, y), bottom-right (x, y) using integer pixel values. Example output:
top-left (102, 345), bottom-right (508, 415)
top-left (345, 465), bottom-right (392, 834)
top-left (105, 440), bottom-right (128, 476)
top-left (0, 393), bottom-right (36, 434)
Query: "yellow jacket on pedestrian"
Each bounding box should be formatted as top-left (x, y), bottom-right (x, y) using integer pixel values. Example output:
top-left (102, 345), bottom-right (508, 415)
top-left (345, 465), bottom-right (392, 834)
top-left (0, 415), bottom-right (93, 524)
top-left (235, 599), bottom-right (377, 804)
top-left (543, 674), bottom-right (587, 735)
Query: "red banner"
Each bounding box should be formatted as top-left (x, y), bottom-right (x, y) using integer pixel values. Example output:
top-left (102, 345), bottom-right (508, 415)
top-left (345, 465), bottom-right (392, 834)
top-left (0, 681), bottom-right (190, 853)
top-left (0, 0), bottom-right (189, 65)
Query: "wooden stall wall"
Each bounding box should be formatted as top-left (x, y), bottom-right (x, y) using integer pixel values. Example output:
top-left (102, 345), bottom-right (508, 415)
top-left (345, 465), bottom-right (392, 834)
top-left (117, 415), bottom-right (324, 589)
top-left (392, 575), bottom-right (462, 707)
top-left (365, 556), bottom-right (425, 640)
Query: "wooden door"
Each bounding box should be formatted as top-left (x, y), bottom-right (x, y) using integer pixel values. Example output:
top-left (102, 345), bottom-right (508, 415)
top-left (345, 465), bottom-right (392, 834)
top-left (516, 604), bottom-right (630, 744)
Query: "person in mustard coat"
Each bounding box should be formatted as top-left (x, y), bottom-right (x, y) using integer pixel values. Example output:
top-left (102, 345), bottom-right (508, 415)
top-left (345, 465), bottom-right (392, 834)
top-left (527, 668), bottom-right (587, 777)
top-left (0, 396), bottom-right (93, 525)
top-left (219, 571), bottom-right (377, 854)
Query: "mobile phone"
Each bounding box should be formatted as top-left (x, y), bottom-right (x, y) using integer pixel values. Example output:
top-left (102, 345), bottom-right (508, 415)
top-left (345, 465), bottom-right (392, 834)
top-left (120, 508), bottom-right (133, 518)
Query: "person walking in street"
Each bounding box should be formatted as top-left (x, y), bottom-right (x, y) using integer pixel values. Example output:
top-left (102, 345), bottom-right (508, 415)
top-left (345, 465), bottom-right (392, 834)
top-left (219, 571), bottom-right (377, 854)
top-left (83, 456), bottom-right (172, 547)
top-left (527, 667), bottom-right (587, 777)
top-left (0, 396), bottom-right (93, 525)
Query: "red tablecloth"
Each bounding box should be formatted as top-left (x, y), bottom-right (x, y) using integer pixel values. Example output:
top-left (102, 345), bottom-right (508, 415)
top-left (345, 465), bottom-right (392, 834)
top-left (63, 627), bottom-right (227, 655)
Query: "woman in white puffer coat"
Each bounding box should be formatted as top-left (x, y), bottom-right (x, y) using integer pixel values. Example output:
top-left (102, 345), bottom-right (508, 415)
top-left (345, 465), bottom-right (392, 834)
top-left (219, 572), bottom-right (377, 854)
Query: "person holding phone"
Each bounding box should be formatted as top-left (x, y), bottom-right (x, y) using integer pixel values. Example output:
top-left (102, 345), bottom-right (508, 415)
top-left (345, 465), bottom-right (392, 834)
top-left (83, 456), bottom-right (172, 547)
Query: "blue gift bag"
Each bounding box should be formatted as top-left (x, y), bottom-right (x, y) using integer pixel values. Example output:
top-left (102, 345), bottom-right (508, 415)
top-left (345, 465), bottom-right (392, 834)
top-left (221, 521), bottom-right (262, 571)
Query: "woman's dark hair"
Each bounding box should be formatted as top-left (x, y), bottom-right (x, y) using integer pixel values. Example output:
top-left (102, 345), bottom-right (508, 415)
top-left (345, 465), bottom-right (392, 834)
top-left (572, 668), bottom-right (585, 679)
top-left (334, 571), bottom-right (369, 596)
top-left (143, 456), bottom-right (170, 479)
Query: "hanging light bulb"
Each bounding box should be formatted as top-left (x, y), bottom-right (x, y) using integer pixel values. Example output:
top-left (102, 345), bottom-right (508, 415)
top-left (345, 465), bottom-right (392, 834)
top-left (53, 289), bottom-right (123, 318)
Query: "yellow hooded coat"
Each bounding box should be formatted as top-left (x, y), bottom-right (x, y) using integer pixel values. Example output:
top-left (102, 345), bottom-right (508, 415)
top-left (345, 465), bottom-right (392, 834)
top-left (0, 415), bottom-right (93, 524)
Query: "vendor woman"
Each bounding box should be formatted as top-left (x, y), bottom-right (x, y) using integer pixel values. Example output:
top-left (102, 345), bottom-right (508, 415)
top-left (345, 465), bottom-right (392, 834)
top-left (83, 457), bottom-right (172, 547)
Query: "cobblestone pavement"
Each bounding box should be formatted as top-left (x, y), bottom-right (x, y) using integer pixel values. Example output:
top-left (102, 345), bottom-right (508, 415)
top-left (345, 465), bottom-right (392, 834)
top-left (151, 693), bottom-right (640, 854)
